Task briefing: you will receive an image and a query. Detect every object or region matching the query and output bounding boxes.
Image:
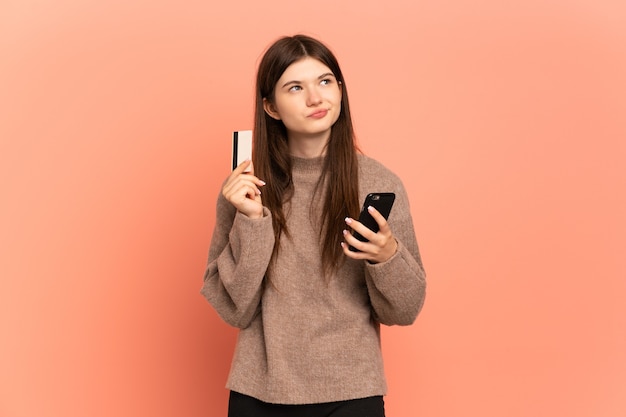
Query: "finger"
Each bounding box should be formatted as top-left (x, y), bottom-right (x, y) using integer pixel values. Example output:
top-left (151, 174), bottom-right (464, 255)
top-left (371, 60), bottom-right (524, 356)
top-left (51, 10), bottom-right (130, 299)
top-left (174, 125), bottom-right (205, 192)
top-left (223, 172), bottom-right (265, 198)
top-left (341, 240), bottom-right (377, 262)
top-left (367, 206), bottom-right (394, 238)
top-left (227, 183), bottom-right (264, 219)
top-left (223, 183), bottom-right (261, 211)
top-left (245, 160), bottom-right (255, 174)
top-left (227, 180), bottom-right (262, 201)
top-left (230, 175), bottom-right (265, 191)
top-left (341, 241), bottom-right (367, 259)
top-left (366, 206), bottom-right (387, 228)
top-left (233, 159), bottom-right (253, 175)
top-left (237, 159), bottom-right (255, 175)
top-left (344, 216), bottom-right (376, 243)
top-left (342, 229), bottom-right (363, 252)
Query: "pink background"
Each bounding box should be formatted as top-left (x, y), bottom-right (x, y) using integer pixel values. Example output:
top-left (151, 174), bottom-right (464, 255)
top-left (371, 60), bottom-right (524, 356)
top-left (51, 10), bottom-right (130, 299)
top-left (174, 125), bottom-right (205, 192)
top-left (1, 1), bottom-right (625, 416)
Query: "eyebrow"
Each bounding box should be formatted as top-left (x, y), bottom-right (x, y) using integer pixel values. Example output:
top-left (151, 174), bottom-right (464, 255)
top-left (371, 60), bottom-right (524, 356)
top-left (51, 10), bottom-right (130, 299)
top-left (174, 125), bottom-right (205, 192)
top-left (281, 72), bottom-right (336, 88)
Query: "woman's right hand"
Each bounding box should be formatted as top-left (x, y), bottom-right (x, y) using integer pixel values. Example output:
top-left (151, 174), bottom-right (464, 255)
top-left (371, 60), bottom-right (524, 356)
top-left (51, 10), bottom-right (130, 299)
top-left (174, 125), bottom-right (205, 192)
top-left (222, 160), bottom-right (265, 219)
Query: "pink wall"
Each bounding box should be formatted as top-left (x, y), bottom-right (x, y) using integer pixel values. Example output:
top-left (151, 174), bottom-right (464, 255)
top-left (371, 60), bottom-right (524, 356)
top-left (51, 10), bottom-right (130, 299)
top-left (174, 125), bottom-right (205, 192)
top-left (1, 1), bottom-right (625, 416)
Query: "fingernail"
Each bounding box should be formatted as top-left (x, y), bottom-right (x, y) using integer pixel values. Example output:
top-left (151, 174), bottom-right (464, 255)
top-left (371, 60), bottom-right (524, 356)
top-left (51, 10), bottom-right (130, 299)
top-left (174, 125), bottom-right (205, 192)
top-left (342, 229), bottom-right (348, 236)
top-left (259, 180), bottom-right (266, 186)
top-left (344, 217), bottom-right (352, 225)
top-left (367, 206), bottom-right (374, 212)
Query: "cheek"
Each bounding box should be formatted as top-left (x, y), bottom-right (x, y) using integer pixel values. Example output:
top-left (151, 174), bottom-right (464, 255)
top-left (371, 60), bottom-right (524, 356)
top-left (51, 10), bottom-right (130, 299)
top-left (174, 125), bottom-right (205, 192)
top-left (333, 97), bottom-right (342, 118)
top-left (327, 88), bottom-right (342, 102)
top-left (274, 98), bottom-right (298, 118)
top-left (332, 108), bottom-right (341, 125)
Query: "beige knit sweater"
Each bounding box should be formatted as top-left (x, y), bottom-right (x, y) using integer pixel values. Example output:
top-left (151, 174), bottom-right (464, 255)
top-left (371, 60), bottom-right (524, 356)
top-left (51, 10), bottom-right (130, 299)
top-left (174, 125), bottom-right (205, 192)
top-left (201, 154), bottom-right (426, 405)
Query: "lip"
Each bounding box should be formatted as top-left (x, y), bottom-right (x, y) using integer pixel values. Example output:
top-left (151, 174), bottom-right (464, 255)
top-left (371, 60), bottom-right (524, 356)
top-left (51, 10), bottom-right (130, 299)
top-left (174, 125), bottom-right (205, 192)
top-left (308, 109), bottom-right (328, 119)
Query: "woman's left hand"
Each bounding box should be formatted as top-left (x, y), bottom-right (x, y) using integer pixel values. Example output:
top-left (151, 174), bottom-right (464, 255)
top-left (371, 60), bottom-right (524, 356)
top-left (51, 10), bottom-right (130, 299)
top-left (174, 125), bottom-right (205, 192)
top-left (341, 206), bottom-right (398, 264)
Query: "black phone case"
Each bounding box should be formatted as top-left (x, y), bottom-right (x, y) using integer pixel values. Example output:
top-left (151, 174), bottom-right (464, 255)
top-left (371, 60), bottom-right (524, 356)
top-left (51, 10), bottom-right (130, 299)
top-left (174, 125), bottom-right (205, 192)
top-left (349, 192), bottom-right (396, 252)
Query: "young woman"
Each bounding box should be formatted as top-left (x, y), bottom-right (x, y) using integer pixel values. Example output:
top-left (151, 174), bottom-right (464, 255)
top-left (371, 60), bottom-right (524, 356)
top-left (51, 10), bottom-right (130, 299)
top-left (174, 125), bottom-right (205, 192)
top-left (201, 34), bottom-right (426, 417)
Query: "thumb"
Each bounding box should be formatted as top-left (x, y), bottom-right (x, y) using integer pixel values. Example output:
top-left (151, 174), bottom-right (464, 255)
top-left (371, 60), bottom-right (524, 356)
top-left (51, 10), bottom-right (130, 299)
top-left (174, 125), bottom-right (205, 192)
top-left (244, 160), bottom-right (254, 174)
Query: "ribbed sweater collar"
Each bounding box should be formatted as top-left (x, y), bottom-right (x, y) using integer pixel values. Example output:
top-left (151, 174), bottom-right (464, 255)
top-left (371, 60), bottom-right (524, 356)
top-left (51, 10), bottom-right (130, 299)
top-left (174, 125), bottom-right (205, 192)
top-left (291, 155), bottom-right (324, 182)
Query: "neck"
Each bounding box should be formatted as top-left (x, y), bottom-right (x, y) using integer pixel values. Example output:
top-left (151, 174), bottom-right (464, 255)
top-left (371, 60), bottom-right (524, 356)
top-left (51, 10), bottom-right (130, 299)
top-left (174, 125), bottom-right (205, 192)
top-left (287, 131), bottom-right (330, 158)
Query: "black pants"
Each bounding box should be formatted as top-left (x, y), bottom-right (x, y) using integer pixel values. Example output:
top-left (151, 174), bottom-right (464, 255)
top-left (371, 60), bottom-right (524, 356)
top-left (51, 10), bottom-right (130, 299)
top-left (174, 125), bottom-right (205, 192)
top-left (228, 391), bottom-right (386, 417)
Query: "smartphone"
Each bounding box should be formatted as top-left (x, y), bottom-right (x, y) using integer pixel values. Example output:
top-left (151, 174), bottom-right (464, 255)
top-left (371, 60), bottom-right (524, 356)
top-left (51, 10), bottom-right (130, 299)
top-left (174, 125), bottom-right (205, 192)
top-left (349, 192), bottom-right (396, 252)
top-left (232, 130), bottom-right (252, 171)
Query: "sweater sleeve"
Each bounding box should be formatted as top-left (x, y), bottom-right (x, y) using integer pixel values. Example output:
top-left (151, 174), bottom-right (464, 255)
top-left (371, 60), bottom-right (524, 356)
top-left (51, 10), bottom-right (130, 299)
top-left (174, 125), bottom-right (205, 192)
top-left (364, 183), bottom-right (427, 326)
top-left (200, 192), bottom-right (275, 329)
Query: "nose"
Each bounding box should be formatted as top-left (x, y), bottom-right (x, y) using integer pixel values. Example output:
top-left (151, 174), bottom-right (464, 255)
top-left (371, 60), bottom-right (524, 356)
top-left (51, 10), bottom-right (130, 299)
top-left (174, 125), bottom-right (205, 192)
top-left (306, 86), bottom-right (322, 107)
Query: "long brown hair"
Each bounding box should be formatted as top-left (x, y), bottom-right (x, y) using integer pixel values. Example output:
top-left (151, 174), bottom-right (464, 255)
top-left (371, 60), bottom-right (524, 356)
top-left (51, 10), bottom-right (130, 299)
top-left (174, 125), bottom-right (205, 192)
top-left (253, 34), bottom-right (360, 279)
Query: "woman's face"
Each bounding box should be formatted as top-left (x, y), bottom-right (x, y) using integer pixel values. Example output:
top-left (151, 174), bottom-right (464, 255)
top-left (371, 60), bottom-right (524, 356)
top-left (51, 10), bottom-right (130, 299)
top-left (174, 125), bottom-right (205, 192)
top-left (264, 57), bottom-right (342, 145)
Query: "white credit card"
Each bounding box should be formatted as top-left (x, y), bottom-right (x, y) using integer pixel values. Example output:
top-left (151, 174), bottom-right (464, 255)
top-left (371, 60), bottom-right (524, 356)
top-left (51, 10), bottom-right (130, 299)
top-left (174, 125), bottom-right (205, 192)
top-left (232, 130), bottom-right (252, 171)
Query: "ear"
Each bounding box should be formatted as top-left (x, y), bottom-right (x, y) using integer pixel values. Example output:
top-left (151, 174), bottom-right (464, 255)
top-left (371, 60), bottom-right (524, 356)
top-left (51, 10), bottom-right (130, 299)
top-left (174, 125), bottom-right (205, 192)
top-left (263, 98), bottom-right (281, 120)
